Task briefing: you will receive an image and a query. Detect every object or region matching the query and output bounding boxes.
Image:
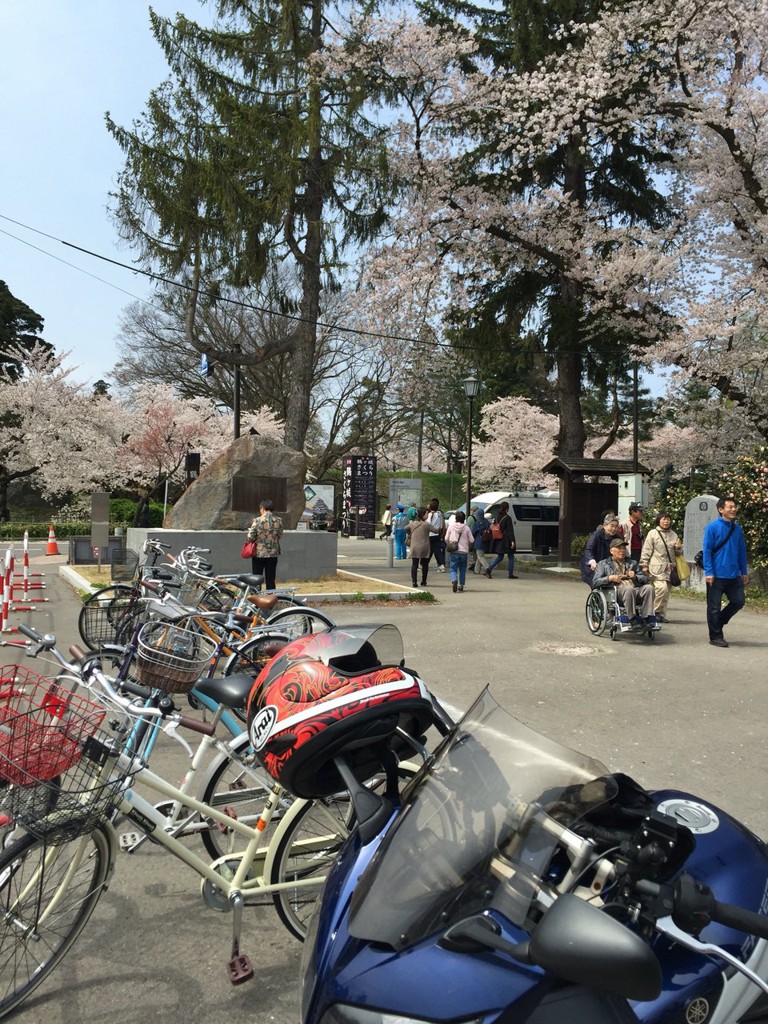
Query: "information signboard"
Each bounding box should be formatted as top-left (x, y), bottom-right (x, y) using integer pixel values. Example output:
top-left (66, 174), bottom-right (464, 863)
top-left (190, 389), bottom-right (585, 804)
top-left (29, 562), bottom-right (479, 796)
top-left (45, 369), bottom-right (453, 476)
top-left (342, 456), bottom-right (377, 538)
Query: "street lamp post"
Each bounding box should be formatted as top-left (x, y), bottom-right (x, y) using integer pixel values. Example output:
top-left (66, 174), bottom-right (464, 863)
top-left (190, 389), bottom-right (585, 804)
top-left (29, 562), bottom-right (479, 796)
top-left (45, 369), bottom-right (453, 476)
top-left (463, 375), bottom-right (481, 518)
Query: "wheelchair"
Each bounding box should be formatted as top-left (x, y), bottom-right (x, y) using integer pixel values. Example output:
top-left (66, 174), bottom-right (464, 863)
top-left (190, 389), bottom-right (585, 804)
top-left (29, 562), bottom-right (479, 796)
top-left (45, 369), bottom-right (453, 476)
top-left (585, 585), bottom-right (660, 641)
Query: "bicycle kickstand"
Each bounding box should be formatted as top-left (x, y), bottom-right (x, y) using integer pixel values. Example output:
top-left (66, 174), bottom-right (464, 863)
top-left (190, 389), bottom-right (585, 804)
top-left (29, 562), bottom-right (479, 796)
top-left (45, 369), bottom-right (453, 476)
top-left (227, 892), bottom-right (255, 985)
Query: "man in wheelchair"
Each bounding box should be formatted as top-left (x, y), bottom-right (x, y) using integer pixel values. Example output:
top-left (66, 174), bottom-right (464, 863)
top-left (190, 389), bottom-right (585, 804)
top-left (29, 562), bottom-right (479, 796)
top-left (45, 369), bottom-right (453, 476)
top-left (592, 536), bottom-right (658, 629)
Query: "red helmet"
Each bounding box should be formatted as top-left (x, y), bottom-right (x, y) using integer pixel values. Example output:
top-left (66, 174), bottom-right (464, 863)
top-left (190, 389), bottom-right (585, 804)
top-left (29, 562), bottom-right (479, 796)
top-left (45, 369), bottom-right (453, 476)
top-left (246, 625), bottom-right (434, 798)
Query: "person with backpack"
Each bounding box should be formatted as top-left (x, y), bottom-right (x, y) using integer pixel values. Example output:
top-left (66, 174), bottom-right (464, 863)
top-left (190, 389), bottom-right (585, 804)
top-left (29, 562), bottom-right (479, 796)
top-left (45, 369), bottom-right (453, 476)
top-left (483, 501), bottom-right (517, 580)
top-left (426, 498), bottom-right (446, 572)
top-left (471, 509), bottom-right (491, 576)
top-left (702, 496), bottom-right (749, 648)
top-left (444, 510), bottom-right (474, 592)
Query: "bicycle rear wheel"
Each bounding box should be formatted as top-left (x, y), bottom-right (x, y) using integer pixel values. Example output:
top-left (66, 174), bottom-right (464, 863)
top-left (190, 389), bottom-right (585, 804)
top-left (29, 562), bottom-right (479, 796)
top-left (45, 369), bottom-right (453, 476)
top-left (264, 606), bottom-right (335, 641)
top-left (222, 631), bottom-right (292, 682)
top-left (268, 798), bottom-right (352, 940)
top-left (0, 824), bottom-right (113, 1017)
top-left (198, 732), bottom-right (287, 861)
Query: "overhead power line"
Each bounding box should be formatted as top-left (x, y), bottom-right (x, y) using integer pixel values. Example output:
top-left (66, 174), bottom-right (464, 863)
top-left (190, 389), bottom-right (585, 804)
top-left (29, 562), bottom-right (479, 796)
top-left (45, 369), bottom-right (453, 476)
top-left (0, 211), bottom-right (479, 352)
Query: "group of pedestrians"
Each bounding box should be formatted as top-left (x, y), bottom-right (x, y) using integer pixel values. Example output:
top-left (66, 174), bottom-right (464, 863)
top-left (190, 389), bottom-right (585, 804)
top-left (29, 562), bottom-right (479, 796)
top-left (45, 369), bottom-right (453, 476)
top-left (382, 497), bottom-right (519, 594)
top-left (580, 497), bottom-right (749, 644)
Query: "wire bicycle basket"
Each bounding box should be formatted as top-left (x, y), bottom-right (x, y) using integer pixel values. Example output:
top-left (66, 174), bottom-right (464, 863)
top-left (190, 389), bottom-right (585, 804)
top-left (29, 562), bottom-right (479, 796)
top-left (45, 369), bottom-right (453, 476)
top-left (110, 546), bottom-right (140, 582)
top-left (80, 590), bottom-right (151, 649)
top-left (135, 622), bottom-right (216, 693)
top-left (0, 666), bottom-right (125, 844)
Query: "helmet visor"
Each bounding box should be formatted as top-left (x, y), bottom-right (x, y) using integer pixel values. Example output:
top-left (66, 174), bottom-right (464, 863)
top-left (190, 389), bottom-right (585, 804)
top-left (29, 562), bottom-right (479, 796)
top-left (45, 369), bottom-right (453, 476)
top-left (286, 624), bottom-right (405, 670)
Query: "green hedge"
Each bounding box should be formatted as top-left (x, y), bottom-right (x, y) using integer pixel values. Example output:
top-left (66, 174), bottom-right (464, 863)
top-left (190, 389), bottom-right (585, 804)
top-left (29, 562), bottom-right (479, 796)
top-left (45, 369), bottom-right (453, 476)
top-left (0, 521), bottom-right (88, 541)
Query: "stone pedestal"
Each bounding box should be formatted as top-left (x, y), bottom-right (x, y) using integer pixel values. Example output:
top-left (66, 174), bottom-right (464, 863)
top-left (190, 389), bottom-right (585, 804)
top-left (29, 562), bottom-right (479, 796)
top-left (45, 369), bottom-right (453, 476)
top-left (127, 528), bottom-right (337, 581)
top-left (164, 435), bottom-right (306, 531)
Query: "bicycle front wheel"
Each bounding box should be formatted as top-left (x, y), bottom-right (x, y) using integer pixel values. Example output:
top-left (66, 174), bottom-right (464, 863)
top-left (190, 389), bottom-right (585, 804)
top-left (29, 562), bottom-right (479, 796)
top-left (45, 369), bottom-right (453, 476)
top-left (78, 585), bottom-right (137, 650)
top-left (264, 606), bottom-right (335, 641)
top-left (268, 765), bottom-right (417, 940)
top-left (0, 824), bottom-right (114, 1018)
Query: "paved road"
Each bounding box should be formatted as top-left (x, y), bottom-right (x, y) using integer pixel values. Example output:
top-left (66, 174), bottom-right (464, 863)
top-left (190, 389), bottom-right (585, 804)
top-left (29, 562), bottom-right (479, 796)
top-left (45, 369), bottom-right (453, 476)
top-left (3, 539), bottom-right (767, 1024)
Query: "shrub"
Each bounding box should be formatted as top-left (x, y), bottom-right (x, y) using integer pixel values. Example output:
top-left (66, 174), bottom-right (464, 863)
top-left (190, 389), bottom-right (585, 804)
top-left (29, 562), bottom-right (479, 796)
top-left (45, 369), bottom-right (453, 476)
top-left (570, 534), bottom-right (588, 558)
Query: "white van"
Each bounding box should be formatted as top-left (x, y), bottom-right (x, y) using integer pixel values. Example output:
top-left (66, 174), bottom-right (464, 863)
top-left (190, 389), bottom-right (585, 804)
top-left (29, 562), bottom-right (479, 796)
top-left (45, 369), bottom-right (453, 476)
top-left (452, 490), bottom-right (559, 553)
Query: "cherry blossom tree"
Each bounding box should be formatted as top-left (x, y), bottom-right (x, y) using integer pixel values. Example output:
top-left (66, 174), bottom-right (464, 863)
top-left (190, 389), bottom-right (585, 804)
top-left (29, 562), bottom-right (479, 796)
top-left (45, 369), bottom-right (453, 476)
top-left (0, 345), bottom-right (123, 510)
top-left (486, 0), bottom-right (768, 445)
top-left (471, 397), bottom-right (559, 490)
top-left (323, 7), bottom-right (677, 459)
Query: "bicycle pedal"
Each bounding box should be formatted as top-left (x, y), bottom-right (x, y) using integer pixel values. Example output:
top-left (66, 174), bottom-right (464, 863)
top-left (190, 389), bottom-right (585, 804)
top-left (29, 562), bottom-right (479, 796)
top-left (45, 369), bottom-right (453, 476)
top-left (119, 831), bottom-right (143, 851)
top-left (227, 954), bottom-right (254, 985)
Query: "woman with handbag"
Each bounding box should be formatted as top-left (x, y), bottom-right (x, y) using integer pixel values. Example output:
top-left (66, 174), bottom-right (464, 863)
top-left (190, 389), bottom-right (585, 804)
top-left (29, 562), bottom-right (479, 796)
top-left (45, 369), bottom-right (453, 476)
top-left (406, 506), bottom-right (440, 588)
top-left (639, 511), bottom-right (682, 622)
top-left (483, 501), bottom-right (517, 580)
top-left (244, 498), bottom-right (284, 591)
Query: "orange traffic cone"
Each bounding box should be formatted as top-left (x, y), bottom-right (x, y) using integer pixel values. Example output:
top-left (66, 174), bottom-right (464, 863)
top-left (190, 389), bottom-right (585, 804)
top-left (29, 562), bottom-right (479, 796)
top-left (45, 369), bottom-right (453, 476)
top-left (45, 524), bottom-right (59, 556)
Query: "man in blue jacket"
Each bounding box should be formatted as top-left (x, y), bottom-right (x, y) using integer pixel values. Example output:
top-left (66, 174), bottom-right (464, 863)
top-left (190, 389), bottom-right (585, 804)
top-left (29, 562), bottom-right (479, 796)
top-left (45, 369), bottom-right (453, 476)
top-left (702, 496), bottom-right (749, 648)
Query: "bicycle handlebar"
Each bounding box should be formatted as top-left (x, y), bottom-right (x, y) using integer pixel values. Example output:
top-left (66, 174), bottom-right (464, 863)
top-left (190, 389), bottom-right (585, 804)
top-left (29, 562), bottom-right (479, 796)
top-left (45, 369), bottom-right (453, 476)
top-left (21, 624), bottom-right (216, 737)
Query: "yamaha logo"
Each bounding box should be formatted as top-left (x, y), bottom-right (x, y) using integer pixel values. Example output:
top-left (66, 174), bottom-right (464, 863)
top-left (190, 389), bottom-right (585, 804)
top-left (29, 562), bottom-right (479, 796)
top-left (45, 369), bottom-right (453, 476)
top-left (249, 705), bottom-right (278, 751)
top-left (686, 997), bottom-right (710, 1023)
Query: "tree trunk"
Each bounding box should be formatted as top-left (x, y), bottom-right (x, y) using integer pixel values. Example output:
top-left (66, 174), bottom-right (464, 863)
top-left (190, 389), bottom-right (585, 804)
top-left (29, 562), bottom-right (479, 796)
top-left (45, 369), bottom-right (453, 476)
top-left (283, 0), bottom-right (323, 454)
top-left (555, 137), bottom-right (588, 459)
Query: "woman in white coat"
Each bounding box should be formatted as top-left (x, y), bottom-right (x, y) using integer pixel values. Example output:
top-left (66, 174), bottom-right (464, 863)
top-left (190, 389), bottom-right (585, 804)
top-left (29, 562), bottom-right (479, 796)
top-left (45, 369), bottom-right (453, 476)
top-left (639, 512), bottom-right (682, 622)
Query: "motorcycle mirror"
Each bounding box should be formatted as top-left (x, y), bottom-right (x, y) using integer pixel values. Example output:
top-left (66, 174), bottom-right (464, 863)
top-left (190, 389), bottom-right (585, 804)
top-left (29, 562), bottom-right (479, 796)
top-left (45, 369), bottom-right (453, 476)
top-left (530, 894), bottom-right (662, 1001)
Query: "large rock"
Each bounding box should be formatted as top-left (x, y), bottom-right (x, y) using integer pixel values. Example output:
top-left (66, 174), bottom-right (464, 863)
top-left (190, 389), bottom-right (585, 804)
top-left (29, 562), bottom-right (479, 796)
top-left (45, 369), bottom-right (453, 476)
top-left (164, 435), bottom-right (306, 530)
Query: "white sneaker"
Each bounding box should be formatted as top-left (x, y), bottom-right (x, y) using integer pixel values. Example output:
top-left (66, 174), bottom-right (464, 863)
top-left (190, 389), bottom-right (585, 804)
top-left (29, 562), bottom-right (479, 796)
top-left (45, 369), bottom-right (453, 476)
top-left (437, 566), bottom-right (446, 573)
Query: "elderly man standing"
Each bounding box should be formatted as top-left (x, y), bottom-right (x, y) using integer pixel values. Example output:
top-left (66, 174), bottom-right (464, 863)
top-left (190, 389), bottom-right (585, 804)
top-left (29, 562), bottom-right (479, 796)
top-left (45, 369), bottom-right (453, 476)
top-left (592, 536), bottom-right (657, 627)
top-left (622, 502), bottom-right (645, 563)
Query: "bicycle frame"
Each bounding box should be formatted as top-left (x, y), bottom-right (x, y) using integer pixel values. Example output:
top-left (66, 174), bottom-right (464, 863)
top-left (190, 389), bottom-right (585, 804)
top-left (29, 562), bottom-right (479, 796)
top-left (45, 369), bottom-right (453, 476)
top-left (114, 761), bottom-right (326, 898)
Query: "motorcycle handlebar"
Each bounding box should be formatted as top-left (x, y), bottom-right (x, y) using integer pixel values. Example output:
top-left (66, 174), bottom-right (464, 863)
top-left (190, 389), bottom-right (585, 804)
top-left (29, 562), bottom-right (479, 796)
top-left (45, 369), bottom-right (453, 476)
top-left (637, 875), bottom-right (768, 941)
top-left (711, 899), bottom-right (768, 941)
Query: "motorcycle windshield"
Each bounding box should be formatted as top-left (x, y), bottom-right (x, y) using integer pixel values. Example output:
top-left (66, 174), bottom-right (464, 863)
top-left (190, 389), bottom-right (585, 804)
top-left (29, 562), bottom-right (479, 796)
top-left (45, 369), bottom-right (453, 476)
top-left (348, 687), bottom-right (616, 950)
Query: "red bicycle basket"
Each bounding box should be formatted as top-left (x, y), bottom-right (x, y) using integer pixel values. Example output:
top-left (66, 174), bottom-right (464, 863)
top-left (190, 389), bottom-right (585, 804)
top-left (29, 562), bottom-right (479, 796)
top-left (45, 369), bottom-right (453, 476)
top-left (0, 666), bottom-right (106, 787)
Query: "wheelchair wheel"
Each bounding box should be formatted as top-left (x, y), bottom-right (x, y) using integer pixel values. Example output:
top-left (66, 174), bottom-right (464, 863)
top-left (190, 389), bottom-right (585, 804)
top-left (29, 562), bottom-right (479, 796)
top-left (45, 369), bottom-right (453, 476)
top-left (585, 589), bottom-right (609, 636)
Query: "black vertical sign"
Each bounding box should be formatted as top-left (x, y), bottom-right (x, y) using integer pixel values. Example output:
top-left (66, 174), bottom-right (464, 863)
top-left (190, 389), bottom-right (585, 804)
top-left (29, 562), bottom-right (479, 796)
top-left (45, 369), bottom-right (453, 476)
top-left (342, 456), bottom-right (377, 538)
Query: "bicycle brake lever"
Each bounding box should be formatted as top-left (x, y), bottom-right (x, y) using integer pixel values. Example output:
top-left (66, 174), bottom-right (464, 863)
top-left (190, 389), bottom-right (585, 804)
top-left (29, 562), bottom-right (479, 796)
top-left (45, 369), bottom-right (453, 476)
top-left (163, 720), bottom-right (194, 758)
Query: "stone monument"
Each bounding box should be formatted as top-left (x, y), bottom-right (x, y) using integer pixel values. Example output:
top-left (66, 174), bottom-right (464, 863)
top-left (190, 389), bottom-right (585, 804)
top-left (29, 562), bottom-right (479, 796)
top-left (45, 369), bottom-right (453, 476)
top-left (163, 434), bottom-right (306, 530)
top-left (682, 494), bottom-right (719, 564)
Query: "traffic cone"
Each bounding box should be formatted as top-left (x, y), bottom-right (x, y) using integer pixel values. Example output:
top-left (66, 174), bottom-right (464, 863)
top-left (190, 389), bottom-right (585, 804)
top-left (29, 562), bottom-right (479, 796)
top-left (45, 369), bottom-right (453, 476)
top-left (45, 525), bottom-right (59, 556)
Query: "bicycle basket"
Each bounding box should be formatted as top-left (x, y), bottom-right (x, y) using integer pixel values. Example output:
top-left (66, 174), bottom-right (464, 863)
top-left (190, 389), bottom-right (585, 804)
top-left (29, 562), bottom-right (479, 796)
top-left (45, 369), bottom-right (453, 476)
top-left (80, 591), bottom-right (151, 649)
top-left (135, 622), bottom-right (216, 693)
top-left (111, 546), bottom-right (140, 582)
top-left (0, 667), bottom-right (121, 844)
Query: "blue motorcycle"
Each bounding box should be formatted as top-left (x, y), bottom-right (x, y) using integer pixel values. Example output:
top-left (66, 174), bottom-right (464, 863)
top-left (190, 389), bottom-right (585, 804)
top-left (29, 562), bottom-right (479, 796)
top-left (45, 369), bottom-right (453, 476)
top-left (300, 688), bottom-right (768, 1024)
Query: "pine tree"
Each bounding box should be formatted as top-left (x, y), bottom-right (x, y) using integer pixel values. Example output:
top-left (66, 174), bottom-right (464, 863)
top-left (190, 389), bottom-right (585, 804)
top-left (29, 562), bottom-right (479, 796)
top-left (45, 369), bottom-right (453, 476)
top-left (107, 0), bottom-right (392, 452)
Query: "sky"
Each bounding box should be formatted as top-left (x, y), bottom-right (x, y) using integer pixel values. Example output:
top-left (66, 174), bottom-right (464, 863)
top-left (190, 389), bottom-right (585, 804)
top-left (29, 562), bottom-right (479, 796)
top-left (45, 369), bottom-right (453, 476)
top-left (0, 0), bottom-right (209, 386)
top-left (0, 1), bottom-right (668, 399)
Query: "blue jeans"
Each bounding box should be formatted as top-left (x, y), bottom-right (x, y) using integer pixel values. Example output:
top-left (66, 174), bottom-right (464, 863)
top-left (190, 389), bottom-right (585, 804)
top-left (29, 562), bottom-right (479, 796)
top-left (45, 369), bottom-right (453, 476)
top-left (706, 577), bottom-right (745, 639)
top-left (394, 529), bottom-right (407, 559)
top-left (487, 552), bottom-right (515, 577)
top-left (449, 552), bottom-right (468, 586)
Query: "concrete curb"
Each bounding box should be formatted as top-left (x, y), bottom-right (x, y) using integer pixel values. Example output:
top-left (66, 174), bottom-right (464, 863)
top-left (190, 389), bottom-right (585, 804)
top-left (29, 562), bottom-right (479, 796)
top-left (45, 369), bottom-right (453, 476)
top-left (58, 565), bottom-right (428, 604)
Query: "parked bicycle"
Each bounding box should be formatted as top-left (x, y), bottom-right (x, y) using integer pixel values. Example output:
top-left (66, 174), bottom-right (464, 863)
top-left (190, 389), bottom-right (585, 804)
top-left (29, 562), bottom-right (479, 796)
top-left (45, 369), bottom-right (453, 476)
top-left (0, 623), bottom-right (424, 1018)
